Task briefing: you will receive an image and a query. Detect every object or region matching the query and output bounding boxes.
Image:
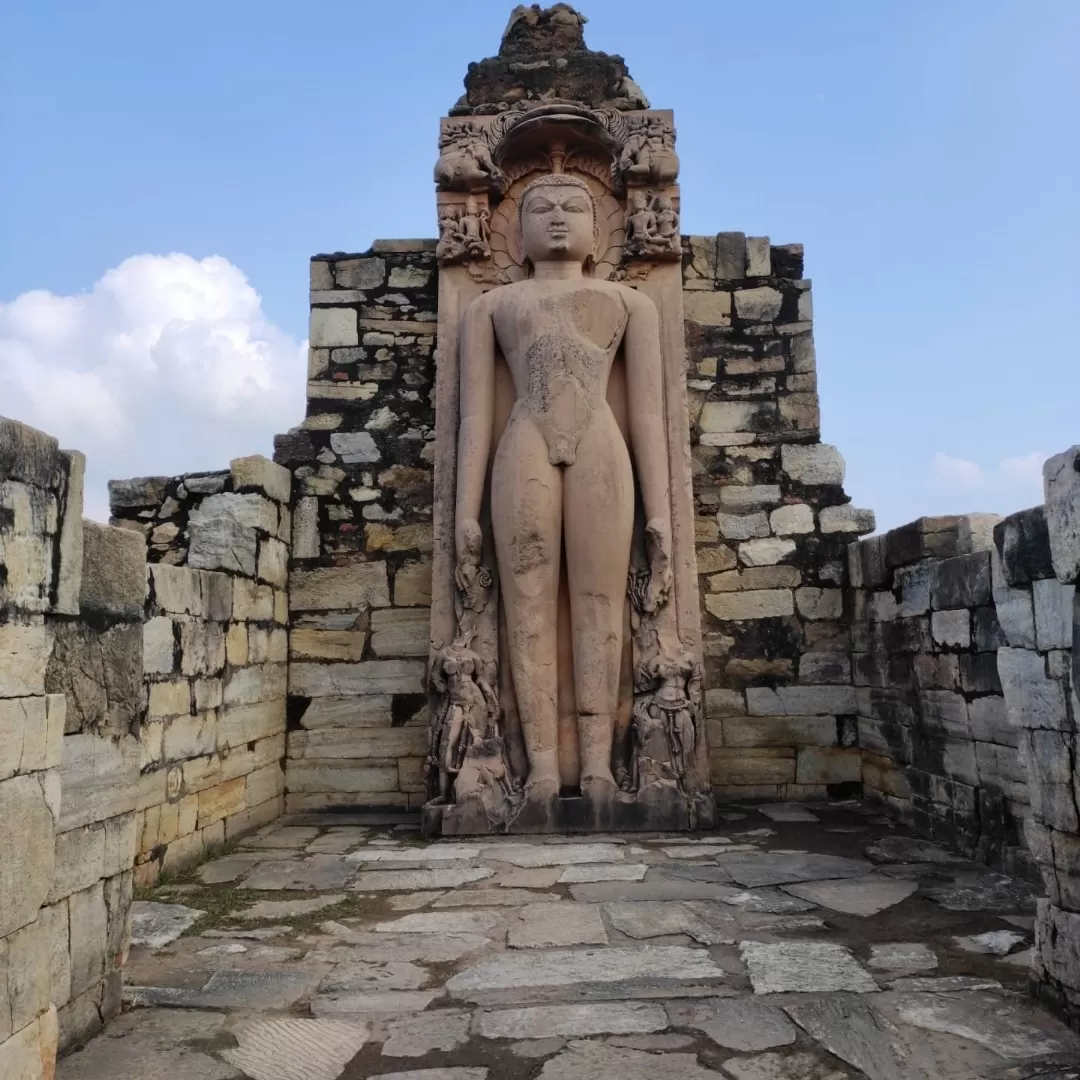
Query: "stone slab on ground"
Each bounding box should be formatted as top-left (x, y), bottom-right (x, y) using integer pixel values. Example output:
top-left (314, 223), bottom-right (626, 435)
top-left (741, 941), bottom-right (879, 994)
top-left (374, 910), bottom-right (504, 935)
top-left (221, 1018), bottom-right (369, 1080)
top-left (311, 929), bottom-right (489, 963)
top-left (238, 894), bottom-right (345, 920)
top-left (784, 996), bottom-right (917, 1080)
top-left (318, 960), bottom-right (431, 993)
top-left (432, 888), bottom-right (561, 907)
top-left (665, 996), bottom-right (796, 1051)
top-left (720, 888), bottom-right (817, 914)
top-left (953, 929), bottom-right (1027, 955)
top-left (717, 852), bottom-right (872, 888)
top-left (241, 857), bottom-right (354, 891)
top-left (720, 1050), bottom-right (852, 1079)
top-left (370, 1071), bottom-right (488, 1080)
top-left (129, 969), bottom-right (323, 1010)
top-left (570, 879), bottom-right (738, 903)
top-left (890, 990), bottom-right (1080, 1061)
top-left (346, 844), bottom-right (481, 864)
top-left (758, 803), bottom-right (820, 823)
top-left (131, 902), bottom-right (206, 948)
top-left (782, 875), bottom-right (918, 916)
top-left (558, 863), bottom-right (648, 883)
top-left (865, 837), bottom-right (967, 865)
top-left (352, 867), bottom-right (494, 891)
top-left (473, 1001), bottom-right (667, 1040)
top-left (446, 945), bottom-right (728, 1003)
top-left (55, 1008), bottom-right (242, 1080)
top-left (508, 902), bottom-right (608, 948)
top-left (604, 900), bottom-right (734, 944)
top-left (312, 990), bottom-right (444, 1017)
top-left (923, 873), bottom-right (1038, 913)
top-left (537, 1041), bottom-right (726, 1078)
top-left (380, 1011), bottom-right (470, 1057)
top-left (481, 843), bottom-right (626, 867)
top-left (868, 944), bottom-right (938, 972)
top-left (199, 853), bottom-right (267, 884)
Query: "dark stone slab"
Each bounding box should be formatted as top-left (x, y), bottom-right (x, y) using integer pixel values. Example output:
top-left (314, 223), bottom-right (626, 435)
top-left (995, 507), bottom-right (1056, 585)
top-left (929, 552), bottom-right (992, 610)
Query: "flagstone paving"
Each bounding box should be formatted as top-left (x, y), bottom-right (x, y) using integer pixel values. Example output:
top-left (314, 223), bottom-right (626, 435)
top-left (58, 801), bottom-right (1080, 1079)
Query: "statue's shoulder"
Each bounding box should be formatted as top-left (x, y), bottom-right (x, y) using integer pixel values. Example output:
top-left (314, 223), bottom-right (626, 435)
top-left (464, 281), bottom-right (522, 316)
top-left (599, 278), bottom-right (656, 315)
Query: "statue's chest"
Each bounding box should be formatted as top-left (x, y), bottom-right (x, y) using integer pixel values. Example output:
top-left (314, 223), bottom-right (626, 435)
top-left (497, 286), bottom-right (627, 355)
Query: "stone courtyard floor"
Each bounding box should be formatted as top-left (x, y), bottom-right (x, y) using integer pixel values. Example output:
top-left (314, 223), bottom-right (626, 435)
top-left (59, 801), bottom-right (1080, 1080)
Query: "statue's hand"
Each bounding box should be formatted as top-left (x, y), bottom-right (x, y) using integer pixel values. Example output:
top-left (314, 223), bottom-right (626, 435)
top-left (455, 519), bottom-right (488, 603)
top-left (644, 517), bottom-right (673, 613)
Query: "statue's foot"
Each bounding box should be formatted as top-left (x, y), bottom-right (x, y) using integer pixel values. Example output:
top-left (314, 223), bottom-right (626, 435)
top-left (524, 773), bottom-right (560, 803)
top-left (580, 771), bottom-right (619, 803)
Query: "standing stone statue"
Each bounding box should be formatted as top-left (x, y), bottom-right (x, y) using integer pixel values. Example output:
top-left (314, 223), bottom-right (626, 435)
top-left (454, 172), bottom-right (674, 817)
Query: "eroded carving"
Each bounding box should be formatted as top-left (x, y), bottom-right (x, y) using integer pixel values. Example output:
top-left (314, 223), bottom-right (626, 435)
top-left (436, 198), bottom-right (492, 265)
top-left (617, 115), bottom-right (679, 187)
top-left (624, 190), bottom-right (680, 260)
top-left (435, 121), bottom-right (505, 192)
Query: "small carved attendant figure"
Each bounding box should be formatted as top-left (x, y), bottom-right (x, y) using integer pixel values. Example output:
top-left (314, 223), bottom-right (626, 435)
top-left (617, 117), bottom-right (679, 187)
top-left (655, 195), bottom-right (679, 243)
top-left (456, 172), bottom-right (674, 812)
top-left (428, 644), bottom-right (499, 803)
top-left (459, 196), bottom-right (490, 257)
top-left (625, 190), bottom-right (658, 255)
top-left (434, 122), bottom-right (504, 192)
top-left (629, 649), bottom-right (701, 792)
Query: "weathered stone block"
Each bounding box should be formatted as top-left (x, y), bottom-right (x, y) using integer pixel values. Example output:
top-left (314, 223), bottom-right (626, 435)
top-left (68, 881), bottom-right (107, 998)
top-left (721, 715), bottom-right (837, 748)
top-left (711, 747), bottom-right (795, 785)
top-left (46, 621), bottom-right (143, 735)
top-left (218, 700), bottom-right (287, 747)
top-left (745, 235), bottom-right (771, 276)
top-left (258, 537), bottom-right (289, 588)
top-left (993, 507), bottom-right (1056, 585)
top-left (0, 620), bottom-right (49, 699)
top-left (928, 552), bottom-right (991, 610)
top-left (179, 621), bottom-right (226, 677)
top-left (310, 307), bottom-right (358, 347)
top-left (370, 608), bottom-right (430, 658)
top-left (335, 256), bottom-right (385, 289)
top-left (290, 563), bottom-right (390, 611)
top-left (795, 588), bottom-right (843, 620)
top-left (998, 648), bottom-right (1069, 731)
top-left (708, 566), bottom-right (800, 592)
top-left (819, 505), bottom-right (875, 534)
top-left (0, 696), bottom-right (47, 781)
top-left (682, 291), bottom-right (731, 327)
top-left (223, 663), bottom-right (287, 707)
top-left (796, 746), bottom-right (861, 784)
top-left (990, 549), bottom-right (1037, 648)
top-left (747, 685), bottom-right (857, 716)
top-left (232, 577), bottom-right (274, 621)
top-left (781, 444), bottom-right (845, 486)
top-left (715, 232), bottom-right (746, 279)
top-left (289, 659), bottom-right (425, 698)
top-left (699, 401), bottom-right (756, 435)
top-left (148, 679), bottom-right (191, 718)
top-left (48, 822), bottom-right (105, 904)
top-left (769, 504), bottom-right (814, 535)
top-left (1033, 579), bottom-right (1074, 651)
top-left (56, 733), bottom-right (140, 833)
top-left (704, 590), bottom-right (794, 621)
top-left (717, 512), bottom-right (769, 540)
top-left (230, 455), bottom-right (291, 504)
top-left (734, 286), bottom-right (783, 322)
top-left (286, 761), bottom-right (399, 794)
top-left (0, 775), bottom-right (55, 939)
top-left (739, 538), bottom-right (796, 567)
top-left (329, 431), bottom-right (381, 464)
top-left (1043, 446), bottom-right (1080, 584)
top-left (78, 521), bottom-right (146, 620)
top-left (930, 609), bottom-right (971, 649)
top-left (719, 485), bottom-right (781, 511)
top-left (289, 725), bottom-right (427, 759)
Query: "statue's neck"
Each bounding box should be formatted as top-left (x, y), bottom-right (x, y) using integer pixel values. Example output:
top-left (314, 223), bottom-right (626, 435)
top-left (531, 260), bottom-right (586, 282)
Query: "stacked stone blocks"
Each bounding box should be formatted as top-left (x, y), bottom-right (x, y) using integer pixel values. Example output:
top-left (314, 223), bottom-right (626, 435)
top-left (847, 513), bottom-right (1034, 874)
top-left (1, 417), bottom-right (146, 1072)
top-left (110, 458), bottom-right (291, 887)
top-left (682, 233), bottom-right (874, 801)
top-left (990, 451), bottom-right (1080, 1024)
top-left (275, 243), bottom-right (436, 811)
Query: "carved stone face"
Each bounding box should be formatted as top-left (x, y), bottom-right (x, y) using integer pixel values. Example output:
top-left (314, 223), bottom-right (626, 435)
top-left (520, 183), bottom-right (596, 264)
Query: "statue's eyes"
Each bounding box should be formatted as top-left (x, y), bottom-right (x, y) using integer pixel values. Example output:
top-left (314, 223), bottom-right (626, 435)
top-left (563, 199), bottom-right (588, 213)
top-left (529, 200), bottom-right (555, 214)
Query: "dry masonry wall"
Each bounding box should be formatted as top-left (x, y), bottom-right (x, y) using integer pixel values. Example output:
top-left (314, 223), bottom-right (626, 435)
top-left (109, 458), bottom-right (291, 887)
top-left (1, 418), bottom-right (144, 1074)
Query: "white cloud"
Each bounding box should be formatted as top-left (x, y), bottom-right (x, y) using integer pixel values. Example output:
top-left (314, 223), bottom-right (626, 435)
top-left (930, 449), bottom-right (1049, 502)
top-left (1, 254), bottom-right (306, 521)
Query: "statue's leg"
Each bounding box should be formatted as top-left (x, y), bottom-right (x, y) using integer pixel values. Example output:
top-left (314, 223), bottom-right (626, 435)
top-left (564, 409), bottom-right (634, 795)
top-left (490, 410), bottom-right (563, 798)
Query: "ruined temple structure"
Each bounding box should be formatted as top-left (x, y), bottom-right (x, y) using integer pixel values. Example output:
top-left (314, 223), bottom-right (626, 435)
top-left (2, 6), bottom-right (1080, 1074)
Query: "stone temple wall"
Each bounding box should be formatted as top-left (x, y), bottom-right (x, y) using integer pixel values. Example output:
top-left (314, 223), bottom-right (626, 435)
top-left (274, 233), bottom-right (874, 810)
top-left (680, 232), bottom-right (875, 801)
top-left (274, 242), bottom-right (438, 812)
top-left (848, 513), bottom-right (1035, 878)
top-left (108, 458), bottom-right (292, 887)
top-left (1, 418), bottom-right (143, 1071)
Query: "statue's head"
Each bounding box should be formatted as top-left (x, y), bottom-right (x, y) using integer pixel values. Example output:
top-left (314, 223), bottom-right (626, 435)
top-left (465, 195), bottom-right (478, 214)
top-left (630, 190), bottom-right (647, 211)
top-left (518, 173), bottom-right (598, 266)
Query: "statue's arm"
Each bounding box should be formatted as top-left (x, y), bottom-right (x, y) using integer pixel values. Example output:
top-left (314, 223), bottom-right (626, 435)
top-left (624, 289), bottom-right (670, 528)
top-left (624, 288), bottom-right (673, 609)
top-left (455, 294), bottom-right (495, 554)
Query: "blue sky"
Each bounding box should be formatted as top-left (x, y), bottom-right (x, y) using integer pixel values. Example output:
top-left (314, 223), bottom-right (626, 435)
top-left (2, 0), bottom-right (1077, 527)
